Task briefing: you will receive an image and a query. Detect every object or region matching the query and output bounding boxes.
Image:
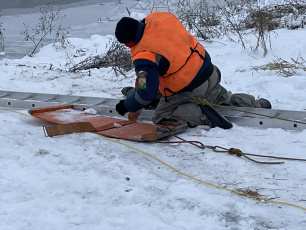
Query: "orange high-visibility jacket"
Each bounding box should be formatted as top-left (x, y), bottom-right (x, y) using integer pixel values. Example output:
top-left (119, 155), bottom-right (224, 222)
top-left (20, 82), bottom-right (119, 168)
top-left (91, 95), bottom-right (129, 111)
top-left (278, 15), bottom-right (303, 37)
top-left (131, 12), bottom-right (206, 96)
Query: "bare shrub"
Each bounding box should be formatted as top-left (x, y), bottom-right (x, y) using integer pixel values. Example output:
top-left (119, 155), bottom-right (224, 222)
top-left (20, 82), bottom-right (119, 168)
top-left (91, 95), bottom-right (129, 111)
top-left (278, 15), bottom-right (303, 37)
top-left (175, 0), bottom-right (276, 53)
top-left (252, 57), bottom-right (306, 77)
top-left (244, 1), bottom-right (306, 30)
top-left (176, 0), bottom-right (222, 40)
top-left (243, 1), bottom-right (306, 56)
top-left (23, 5), bottom-right (69, 57)
top-left (176, 0), bottom-right (305, 56)
top-left (277, 1), bottom-right (306, 29)
top-left (54, 24), bottom-right (71, 49)
top-left (69, 39), bottom-right (133, 77)
top-left (216, 0), bottom-right (253, 49)
top-left (246, 6), bottom-right (277, 56)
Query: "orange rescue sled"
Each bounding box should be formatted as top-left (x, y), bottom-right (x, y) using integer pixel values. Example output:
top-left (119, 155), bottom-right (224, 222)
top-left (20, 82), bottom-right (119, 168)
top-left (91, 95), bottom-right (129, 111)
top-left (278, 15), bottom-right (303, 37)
top-left (29, 105), bottom-right (187, 142)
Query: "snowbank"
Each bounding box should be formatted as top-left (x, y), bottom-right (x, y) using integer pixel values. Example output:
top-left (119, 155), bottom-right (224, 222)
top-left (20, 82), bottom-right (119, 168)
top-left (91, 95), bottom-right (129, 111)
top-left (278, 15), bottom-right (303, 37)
top-left (0, 34), bottom-right (134, 98)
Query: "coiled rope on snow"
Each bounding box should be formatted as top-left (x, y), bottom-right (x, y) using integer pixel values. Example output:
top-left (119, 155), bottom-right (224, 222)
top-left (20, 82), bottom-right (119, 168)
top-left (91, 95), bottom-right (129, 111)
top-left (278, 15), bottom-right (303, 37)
top-left (108, 137), bottom-right (306, 213)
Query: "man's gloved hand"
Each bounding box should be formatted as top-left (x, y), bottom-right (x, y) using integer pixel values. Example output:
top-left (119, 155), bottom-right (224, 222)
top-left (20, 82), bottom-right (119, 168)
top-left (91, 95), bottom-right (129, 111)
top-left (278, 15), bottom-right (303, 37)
top-left (116, 100), bottom-right (128, 116)
top-left (128, 111), bottom-right (141, 121)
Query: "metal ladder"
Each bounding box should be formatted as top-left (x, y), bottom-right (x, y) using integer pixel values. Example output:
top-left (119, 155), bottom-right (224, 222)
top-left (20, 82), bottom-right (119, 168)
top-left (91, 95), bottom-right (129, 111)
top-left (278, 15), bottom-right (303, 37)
top-left (0, 90), bottom-right (153, 120)
top-left (1, 89), bottom-right (306, 131)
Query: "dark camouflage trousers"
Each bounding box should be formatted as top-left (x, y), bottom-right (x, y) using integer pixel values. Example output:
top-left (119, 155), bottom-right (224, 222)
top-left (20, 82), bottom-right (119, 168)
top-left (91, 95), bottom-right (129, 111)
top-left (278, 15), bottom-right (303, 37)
top-left (153, 65), bottom-right (258, 126)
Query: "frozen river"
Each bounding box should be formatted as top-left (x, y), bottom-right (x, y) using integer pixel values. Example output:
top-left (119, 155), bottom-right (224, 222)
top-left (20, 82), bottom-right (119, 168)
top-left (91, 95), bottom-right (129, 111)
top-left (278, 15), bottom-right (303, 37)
top-left (0, 0), bottom-right (103, 9)
top-left (0, 0), bottom-right (138, 59)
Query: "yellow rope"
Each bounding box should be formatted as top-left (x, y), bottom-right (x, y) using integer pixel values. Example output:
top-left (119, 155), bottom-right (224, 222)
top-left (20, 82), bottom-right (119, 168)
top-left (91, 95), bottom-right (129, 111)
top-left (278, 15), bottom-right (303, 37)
top-left (110, 138), bottom-right (306, 213)
top-left (5, 107), bottom-right (305, 212)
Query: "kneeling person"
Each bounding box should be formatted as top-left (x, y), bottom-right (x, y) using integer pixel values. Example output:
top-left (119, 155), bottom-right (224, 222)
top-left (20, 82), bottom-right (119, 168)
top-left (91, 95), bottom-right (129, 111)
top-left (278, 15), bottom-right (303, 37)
top-left (115, 12), bottom-right (271, 127)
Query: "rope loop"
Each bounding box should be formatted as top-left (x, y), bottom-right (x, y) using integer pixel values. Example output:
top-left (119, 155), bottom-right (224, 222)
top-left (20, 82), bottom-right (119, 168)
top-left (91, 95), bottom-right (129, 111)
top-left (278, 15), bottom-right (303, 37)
top-left (112, 138), bottom-right (306, 213)
top-left (161, 136), bottom-right (306, 164)
top-left (210, 145), bottom-right (229, 152)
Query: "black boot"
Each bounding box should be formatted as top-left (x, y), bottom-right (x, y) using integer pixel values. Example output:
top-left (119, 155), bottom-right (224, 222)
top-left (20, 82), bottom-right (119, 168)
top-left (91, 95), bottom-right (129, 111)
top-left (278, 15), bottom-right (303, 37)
top-left (255, 98), bottom-right (272, 109)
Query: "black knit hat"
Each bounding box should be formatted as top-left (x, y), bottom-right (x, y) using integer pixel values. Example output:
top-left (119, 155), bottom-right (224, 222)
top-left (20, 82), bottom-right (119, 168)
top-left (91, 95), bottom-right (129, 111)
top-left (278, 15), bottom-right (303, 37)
top-left (115, 17), bottom-right (140, 44)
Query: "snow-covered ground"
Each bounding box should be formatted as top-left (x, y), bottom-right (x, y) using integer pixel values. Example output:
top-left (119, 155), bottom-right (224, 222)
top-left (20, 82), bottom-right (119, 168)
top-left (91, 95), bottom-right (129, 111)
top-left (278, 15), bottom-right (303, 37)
top-left (1, 18), bottom-right (306, 230)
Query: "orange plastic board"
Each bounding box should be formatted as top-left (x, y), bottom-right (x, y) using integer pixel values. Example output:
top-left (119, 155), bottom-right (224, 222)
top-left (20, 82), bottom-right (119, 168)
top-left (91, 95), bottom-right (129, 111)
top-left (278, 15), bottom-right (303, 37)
top-left (29, 104), bottom-right (74, 115)
top-left (32, 107), bottom-right (119, 126)
top-left (30, 106), bottom-right (187, 141)
top-left (98, 122), bottom-right (158, 141)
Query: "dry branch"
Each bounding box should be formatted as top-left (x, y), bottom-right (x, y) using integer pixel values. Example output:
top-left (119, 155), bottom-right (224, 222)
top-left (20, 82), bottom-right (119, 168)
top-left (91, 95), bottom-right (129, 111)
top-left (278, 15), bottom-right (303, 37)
top-left (69, 40), bottom-right (133, 76)
top-left (252, 57), bottom-right (306, 77)
top-left (23, 5), bottom-right (69, 57)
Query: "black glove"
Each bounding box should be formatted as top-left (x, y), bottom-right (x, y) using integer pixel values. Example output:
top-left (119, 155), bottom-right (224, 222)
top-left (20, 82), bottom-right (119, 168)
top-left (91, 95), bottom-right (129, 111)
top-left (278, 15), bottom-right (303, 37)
top-left (116, 100), bottom-right (128, 116)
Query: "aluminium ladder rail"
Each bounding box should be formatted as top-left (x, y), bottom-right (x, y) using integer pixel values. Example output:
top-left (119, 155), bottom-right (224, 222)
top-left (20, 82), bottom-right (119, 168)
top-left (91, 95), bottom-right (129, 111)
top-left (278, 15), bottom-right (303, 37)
top-left (0, 89), bottom-right (153, 119)
top-left (0, 90), bottom-right (306, 131)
